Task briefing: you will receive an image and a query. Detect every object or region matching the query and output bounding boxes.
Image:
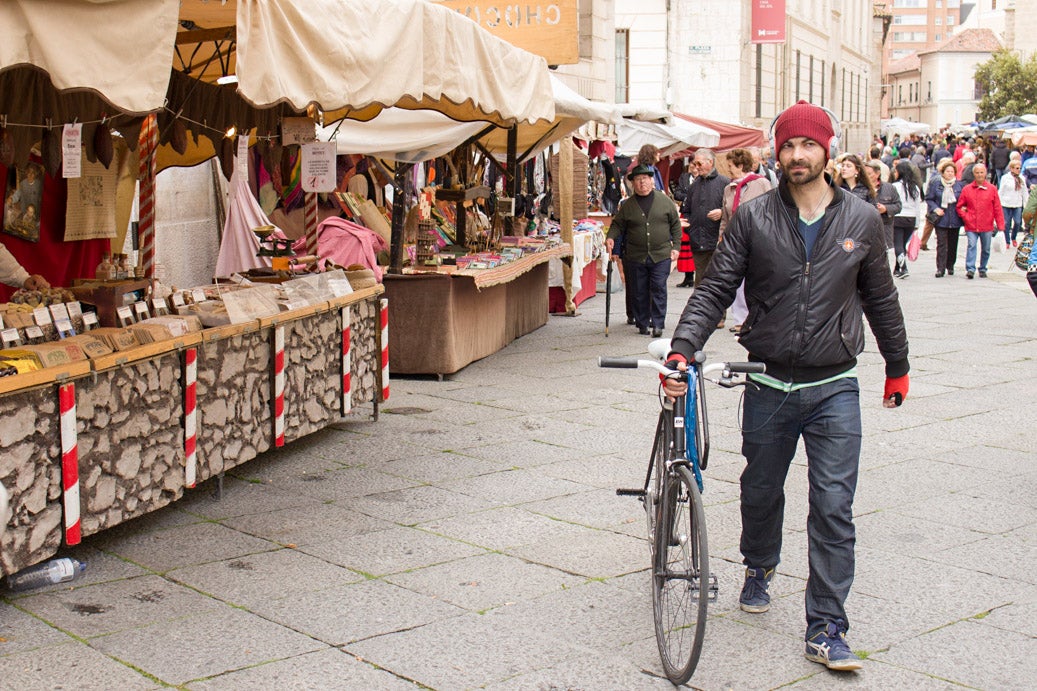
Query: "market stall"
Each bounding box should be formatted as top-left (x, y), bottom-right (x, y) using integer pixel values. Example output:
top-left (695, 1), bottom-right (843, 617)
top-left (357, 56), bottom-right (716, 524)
top-left (0, 0), bottom-right (557, 576)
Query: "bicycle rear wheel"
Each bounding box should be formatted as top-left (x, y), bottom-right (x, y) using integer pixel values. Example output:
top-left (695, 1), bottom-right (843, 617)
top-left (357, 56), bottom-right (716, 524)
top-left (652, 464), bottom-right (709, 685)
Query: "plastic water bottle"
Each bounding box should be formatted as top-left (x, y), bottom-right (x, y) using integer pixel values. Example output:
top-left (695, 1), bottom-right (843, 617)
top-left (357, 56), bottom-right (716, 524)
top-left (5, 558), bottom-right (86, 592)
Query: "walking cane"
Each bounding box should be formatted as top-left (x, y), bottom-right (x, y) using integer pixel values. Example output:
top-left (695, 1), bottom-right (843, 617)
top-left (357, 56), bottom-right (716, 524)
top-left (605, 259), bottom-right (613, 337)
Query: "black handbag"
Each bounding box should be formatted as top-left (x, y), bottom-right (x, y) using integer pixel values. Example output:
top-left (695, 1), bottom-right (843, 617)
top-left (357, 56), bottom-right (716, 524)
top-left (925, 209), bottom-right (941, 225)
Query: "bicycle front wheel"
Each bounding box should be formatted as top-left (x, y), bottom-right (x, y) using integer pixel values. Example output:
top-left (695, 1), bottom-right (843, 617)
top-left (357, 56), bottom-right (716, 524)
top-left (652, 464), bottom-right (709, 685)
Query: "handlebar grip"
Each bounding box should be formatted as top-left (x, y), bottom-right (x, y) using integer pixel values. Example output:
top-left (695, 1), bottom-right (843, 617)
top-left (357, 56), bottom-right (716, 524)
top-left (727, 362), bottom-right (767, 373)
top-left (598, 356), bottom-right (638, 369)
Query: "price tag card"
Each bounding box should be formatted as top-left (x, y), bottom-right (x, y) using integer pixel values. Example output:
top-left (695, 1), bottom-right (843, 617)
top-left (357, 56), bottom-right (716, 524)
top-left (301, 141), bottom-right (337, 192)
top-left (54, 317), bottom-right (75, 339)
top-left (49, 303), bottom-right (71, 322)
top-left (81, 312), bottom-right (99, 330)
top-left (25, 325), bottom-right (45, 342)
top-left (66, 301), bottom-right (83, 320)
top-left (1, 327), bottom-right (21, 347)
top-left (192, 288), bottom-right (207, 304)
top-left (63, 123), bottom-right (83, 178)
top-left (150, 298), bottom-right (169, 316)
top-left (116, 305), bottom-right (134, 326)
top-left (171, 292), bottom-right (186, 308)
top-left (33, 307), bottom-right (53, 326)
top-left (0, 314), bottom-right (4, 330)
top-left (133, 301), bottom-right (151, 320)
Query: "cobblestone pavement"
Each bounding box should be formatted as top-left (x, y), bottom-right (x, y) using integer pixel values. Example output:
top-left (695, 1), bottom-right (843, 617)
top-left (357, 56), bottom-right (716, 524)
top-left (1, 247), bottom-right (1034, 689)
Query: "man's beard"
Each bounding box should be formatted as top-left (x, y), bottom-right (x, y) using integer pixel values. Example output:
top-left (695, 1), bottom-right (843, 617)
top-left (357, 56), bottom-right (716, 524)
top-left (784, 158), bottom-right (825, 186)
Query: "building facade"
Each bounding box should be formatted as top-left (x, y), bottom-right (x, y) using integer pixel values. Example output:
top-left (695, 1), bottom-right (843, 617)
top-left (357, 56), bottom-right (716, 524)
top-left (916, 28), bottom-right (1002, 128)
top-left (615, 0), bottom-right (882, 154)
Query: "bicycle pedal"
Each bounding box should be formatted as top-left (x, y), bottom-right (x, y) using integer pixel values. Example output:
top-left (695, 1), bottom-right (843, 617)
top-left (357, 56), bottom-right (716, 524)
top-left (616, 488), bottom-right (646, 497)
top-left (708, 574), bottom-right (719, 602)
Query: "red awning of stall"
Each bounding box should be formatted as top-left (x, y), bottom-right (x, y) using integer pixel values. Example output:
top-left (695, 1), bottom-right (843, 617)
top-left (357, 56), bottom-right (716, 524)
top-left (670, 114), bottom-right (766, 154)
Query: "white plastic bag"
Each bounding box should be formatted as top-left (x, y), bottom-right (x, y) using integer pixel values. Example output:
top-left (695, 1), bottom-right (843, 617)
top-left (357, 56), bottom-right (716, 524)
top-left (992, 233), bottom-right (1006, 254)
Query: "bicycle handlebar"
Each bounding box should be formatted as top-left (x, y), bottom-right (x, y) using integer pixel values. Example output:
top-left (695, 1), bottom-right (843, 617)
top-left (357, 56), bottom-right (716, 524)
top-left (598, 356), bottom-right (765, 378)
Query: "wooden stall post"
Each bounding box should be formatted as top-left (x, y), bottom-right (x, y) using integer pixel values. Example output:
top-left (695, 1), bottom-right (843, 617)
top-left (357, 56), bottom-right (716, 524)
top-left (389, 163), bottom-right (413, 274)
top-left (304, 192), bottom-right (319, 258)
top-left (138, 113), bottom-right (159, 279)
top-left (559, 136), bottom-right (576, 314)
top-left (506, 125), bottom-right (519, 235)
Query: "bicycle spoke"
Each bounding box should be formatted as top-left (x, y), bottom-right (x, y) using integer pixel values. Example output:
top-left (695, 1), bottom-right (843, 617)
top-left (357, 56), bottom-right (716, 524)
top-left (652, 466), bottom-right (709, 685)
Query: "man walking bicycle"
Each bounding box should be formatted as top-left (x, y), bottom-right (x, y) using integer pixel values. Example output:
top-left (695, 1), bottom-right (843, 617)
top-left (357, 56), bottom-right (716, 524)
top-left (662, 101), bottom-right (910, 672)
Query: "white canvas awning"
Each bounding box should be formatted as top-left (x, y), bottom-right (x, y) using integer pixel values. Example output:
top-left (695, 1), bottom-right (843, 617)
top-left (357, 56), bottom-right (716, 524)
top-left (318, 75), bottom-right (618, 164)
top-left (0, 0), bottom-right (180, 114)
top-left (616, 117), bottom-right (721, 157)
top-left (209, 0), bottom-right (555, 127)
top-left (880, 118), bottom-right (931, 139)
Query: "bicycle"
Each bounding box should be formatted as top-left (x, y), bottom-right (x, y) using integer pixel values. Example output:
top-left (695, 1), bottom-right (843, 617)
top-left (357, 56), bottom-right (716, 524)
top-left (599, 342), bottom-right (764, 685)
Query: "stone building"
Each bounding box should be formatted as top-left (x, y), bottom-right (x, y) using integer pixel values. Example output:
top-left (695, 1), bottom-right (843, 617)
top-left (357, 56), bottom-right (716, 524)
top-left (615, 0), bottom-right (884, 154)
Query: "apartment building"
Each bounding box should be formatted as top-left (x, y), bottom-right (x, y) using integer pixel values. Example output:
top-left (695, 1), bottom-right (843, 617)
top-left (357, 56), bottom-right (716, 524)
top-left (615, 0), bottom-right (882, 153)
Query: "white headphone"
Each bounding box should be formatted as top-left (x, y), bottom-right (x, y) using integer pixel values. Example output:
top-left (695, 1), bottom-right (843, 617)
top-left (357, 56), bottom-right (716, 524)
top-left (768, 102), bottom-right (843, 160)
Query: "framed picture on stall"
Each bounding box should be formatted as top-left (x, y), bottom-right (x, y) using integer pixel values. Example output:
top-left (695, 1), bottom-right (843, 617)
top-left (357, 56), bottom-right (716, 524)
top-left (3, 161), bottom-right (44, 242)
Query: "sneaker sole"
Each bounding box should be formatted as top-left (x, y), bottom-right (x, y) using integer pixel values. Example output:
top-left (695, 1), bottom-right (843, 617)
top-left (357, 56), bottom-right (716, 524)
top-left (804, 652), bottom-right (863, 671)
top-left (739, 602), bottom-right (770, 613)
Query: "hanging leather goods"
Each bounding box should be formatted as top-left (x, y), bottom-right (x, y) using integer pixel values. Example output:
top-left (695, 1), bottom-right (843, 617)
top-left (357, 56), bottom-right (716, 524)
top-left (94, 117), bottom-right (114, 168)
top-left (218, 135), bottom-right (235, 179)
top-left (0, 117), bottom-right (13, 168)
top-left (170, 117), bottom-right (188, 155)
top-left (41, 121), bottom-right (62, 177)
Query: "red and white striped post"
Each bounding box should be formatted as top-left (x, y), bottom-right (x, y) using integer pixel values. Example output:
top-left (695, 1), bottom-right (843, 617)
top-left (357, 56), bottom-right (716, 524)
top-left (379, 298), bottom-right (389, 401)
top-left (273, 325), bottom-right (286, 446)
top-left (137, 113), bottom-right (159, 279)
top-left (341, 307), bottom-right (352, 415)
top-left (183, 347), bottom-right (198, 488)
top-left (304, 192), bottom-right (319, 258)
top-left (58, 383), bottom-right (81, 546)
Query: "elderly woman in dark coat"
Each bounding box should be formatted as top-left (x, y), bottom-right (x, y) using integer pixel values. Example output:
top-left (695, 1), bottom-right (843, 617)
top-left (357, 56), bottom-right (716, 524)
top-left (925, 158), bottom-right (966, 277)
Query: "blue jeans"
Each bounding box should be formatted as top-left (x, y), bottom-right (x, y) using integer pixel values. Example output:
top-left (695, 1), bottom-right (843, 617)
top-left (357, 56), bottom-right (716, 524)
top-left (1003, 207), bottom-right (1023, 244)
top-left (965, 231), bottom-right (992, 273)
top-left (739, 377), bottom-right (862, 637)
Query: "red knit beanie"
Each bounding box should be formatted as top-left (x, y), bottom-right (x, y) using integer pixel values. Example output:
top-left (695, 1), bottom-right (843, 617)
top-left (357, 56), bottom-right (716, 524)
top-left (773, 100), bottom-right (836, 158)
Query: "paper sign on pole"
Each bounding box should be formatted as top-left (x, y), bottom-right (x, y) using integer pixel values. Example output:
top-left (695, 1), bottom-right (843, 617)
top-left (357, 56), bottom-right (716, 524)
top-left (237, 132), bottom-right (250, 178)
top-left (301, 142), bottom-right (337, 193)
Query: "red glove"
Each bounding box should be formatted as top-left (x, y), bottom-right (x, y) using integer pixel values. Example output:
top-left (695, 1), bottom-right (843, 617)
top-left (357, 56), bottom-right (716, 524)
top-left (884, 374), bottom-right (909, 407)
top-left (661, 352), bottom-right (688, 382)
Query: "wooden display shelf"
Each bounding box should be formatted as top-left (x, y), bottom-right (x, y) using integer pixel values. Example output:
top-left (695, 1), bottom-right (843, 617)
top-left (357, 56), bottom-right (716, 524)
top-left (71, 279), bottom-right (152, 328)
top-left (434, 185), bottom-right (491, 246)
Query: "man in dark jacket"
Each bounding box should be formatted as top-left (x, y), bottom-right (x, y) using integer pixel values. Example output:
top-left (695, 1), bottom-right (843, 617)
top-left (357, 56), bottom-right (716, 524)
top-left (989, 138), bottom-right (1011, 184)
top-left (679, 149), bottom-right (729, 290)
top-left (662, 101), bottom-right (910, 673)
top-left (606, 165), bottom-right (681, 337)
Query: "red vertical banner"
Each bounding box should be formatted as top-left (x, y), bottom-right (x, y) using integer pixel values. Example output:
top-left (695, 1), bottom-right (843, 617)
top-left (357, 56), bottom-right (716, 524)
top-left (751, 0), bottom-right (786, 44)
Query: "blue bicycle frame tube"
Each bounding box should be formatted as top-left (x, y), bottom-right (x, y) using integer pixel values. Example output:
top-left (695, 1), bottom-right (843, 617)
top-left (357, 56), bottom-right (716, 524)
top-left (684, 367), bottom-right (703, 492)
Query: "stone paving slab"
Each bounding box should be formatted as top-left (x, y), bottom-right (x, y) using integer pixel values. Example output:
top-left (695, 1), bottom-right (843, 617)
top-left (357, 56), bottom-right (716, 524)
top-left (186, 647), bottom-right (422, 690)
top-left (0, 601), bottom-right (74, 655)
top-left (90, 521), bottom-right (278, 573)
top-left (418, 505), bottom-right (583, 552)
top-left (14, 573), bottom-right (223, 638)
top-left (507, 524), bottom-right (649, 579)
top-left (345, 609), bottom-right (586, 690)
top-left (249, 578), bottom-right (466, 646)
top-left (166, 548), bottom-right (364, 607)
top-left (0, 641), bottom-right (159, 689)
top-left (871, 617), bottom-right (1037, 690)
top-left (299, 524), bottom-right (486, 576)
top-left (220, 501), bottom-right (395, 547)
top-left (344, 484), bottom-right (496, 525)
top-left (385, 552), bottom-right (584, 613)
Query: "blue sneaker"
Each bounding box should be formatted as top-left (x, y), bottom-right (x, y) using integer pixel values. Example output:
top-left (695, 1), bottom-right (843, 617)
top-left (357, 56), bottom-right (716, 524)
top-left (738, 566), bottom-right (773, 613)
top-left (804, 622), bottom-right (863, 671)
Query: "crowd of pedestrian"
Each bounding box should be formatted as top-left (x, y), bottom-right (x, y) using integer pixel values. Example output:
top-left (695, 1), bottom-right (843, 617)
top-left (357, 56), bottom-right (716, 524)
top-left (604, 122), bottom-right (1035, 338)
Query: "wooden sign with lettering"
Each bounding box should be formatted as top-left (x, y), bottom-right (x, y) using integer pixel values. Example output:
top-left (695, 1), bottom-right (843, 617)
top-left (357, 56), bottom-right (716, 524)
top-left (434, 1), bottom-right (578, 65)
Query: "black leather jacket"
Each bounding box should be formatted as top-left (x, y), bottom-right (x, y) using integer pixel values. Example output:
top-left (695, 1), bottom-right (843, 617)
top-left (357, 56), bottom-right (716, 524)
top-left (680, 169), bottom-right (730, 252)
top-left (670, 178), bottom-right (910, 383)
